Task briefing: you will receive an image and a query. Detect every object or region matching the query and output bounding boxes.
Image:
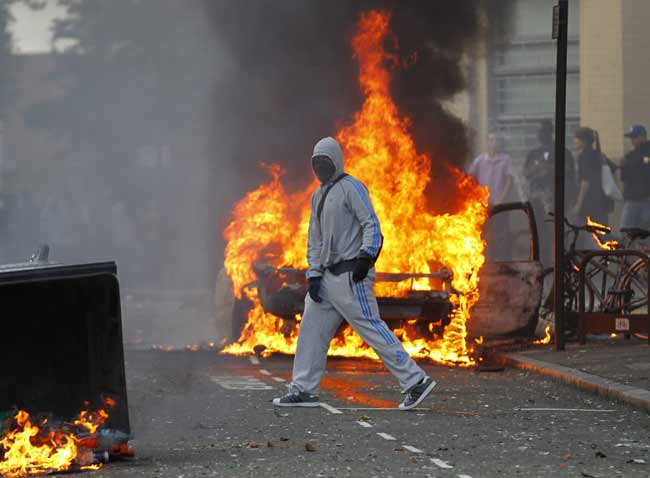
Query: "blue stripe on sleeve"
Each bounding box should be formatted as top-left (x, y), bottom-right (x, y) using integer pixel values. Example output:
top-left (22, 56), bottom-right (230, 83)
top-left (343, 177), bottom-right (381, 255)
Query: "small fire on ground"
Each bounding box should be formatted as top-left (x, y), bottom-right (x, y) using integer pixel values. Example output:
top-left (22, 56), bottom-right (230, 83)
top-left (0, 398), bottom-right (130, 478)
top-left (222, 10), bottom-right (489, 366)
top-left (533, 324), bottom-right (552, 345)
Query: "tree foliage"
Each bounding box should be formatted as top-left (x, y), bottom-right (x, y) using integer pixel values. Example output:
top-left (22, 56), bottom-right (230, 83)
top-left (30, 0), bottom-right (218, 155)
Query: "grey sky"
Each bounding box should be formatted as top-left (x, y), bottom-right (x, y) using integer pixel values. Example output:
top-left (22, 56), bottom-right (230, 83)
top-left (9, 1), bottom-right (65, 53)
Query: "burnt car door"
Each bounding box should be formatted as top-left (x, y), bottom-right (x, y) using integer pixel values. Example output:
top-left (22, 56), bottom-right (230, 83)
top-left (469, 202), bottom-right (544, 339)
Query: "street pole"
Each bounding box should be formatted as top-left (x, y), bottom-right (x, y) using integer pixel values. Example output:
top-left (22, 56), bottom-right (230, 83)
top-left (553, 0), bottom-right (568, 351)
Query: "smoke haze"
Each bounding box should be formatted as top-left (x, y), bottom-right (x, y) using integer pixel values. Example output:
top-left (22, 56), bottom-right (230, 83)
top-left (1, 0), bottom-right (484, 346)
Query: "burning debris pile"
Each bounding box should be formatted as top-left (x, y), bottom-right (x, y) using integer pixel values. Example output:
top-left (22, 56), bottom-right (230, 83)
top-left (0, 399), bottom-right (132, 478)
top-left (222, 10), bottom-right (489, 366)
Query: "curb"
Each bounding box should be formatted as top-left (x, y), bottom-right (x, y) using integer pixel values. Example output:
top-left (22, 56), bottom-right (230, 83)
top-left (497, 352), bottom-right (650, 413)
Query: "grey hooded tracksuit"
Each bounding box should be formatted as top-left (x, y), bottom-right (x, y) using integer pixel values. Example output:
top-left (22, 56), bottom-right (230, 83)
top-left (291, 137), bottom-right (428, 394)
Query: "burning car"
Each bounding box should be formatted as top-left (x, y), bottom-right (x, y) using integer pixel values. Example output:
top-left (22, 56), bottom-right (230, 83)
top-left (229, 201), bottom-right (544, 360)
top-left (220, 11), bottom-right (544, 366)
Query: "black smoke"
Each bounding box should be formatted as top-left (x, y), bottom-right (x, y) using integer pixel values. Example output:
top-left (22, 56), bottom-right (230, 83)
top-left (203, 0), bottom-right (484, 205)
top-left (3, 0), bottom-right (486, 346)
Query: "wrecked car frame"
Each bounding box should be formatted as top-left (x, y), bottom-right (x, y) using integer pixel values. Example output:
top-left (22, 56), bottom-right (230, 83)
top-left (232, 201), bottom-right (544, 341)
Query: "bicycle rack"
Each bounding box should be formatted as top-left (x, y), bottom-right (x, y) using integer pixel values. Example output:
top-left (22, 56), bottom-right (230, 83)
top-left (578, 250), bottom-right (650, 345)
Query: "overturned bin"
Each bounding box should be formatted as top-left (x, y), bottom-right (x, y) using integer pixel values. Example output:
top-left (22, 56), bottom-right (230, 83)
top-left (0, 255), bottom-right (130, 437)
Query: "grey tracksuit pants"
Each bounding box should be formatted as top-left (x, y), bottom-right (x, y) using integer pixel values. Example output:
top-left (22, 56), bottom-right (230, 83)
top-left (291, 269), bottom-right (427, 394)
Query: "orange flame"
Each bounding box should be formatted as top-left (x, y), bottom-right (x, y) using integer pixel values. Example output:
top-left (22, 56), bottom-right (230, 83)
top-left (223, 10), bottom-right (488, 366)
top-left (0, 404), bottom-right (113, 477)
top-left (533, 324), bottom-right (552, 345)
top-left (73, 409), bottom-right (109, 435)
top-left (0, 411), bottom-right (78, 478)
top-left (586, 216), bottom-right (619, 250)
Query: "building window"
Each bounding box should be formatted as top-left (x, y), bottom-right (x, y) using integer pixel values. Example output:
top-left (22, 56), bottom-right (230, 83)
top-left (488, 0), bottom-right (580, 163)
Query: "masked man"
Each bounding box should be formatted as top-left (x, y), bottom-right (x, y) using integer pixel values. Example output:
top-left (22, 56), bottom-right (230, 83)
top-left (273, 137), bottom-right (436, 411)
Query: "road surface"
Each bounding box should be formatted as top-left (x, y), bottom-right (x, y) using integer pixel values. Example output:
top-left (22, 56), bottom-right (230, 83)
top-left (79, 350), bottom-right (650, 478)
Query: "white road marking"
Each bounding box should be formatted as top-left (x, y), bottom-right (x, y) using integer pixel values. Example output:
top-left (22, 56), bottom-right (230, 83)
top-left (319, 402), bottom-right (343, 414)
top-left (272, 377), bottom-right (286, 382)
top-left (209, 375), bottom-right (273, 390)
top-left (402, 445), bottom-right (423, 453)
top-left (430, 458), bottom-right (453, 469)
top-left (249, 355), bottom-right (260, 365)
top-left (356, 420), bottom-right (373, 428)
top-left (458, 475), bottom-right (473, 478)
top-left (259, 369), bottom-right (272, 376)
top-left (377, 432), bottom-right (396, 441)
top-left (515, 408), bottom-right (615, 412)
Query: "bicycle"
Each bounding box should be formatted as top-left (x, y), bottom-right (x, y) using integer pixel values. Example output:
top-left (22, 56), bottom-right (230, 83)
top-left (609, 227), bottom-right (650, 314)
top-left (614, 227), bottom-right (650, 339)
top-left (538, 216), bottom-right (649, 338)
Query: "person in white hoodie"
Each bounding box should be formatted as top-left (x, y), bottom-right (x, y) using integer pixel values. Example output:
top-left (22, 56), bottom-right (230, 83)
top-left (273, 137), bottom-right (436, 411)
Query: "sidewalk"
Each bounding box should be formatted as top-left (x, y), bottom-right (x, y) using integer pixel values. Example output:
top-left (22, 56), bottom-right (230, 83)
top-left (497, 338), bottom-right (650, 412)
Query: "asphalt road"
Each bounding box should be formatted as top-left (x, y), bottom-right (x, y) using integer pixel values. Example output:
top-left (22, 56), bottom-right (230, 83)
top-left (77, 350), bottom-right (650, 478)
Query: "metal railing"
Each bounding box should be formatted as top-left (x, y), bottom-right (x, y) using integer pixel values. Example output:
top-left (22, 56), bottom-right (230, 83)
top-left (577, 250), bottom-right (650, 345)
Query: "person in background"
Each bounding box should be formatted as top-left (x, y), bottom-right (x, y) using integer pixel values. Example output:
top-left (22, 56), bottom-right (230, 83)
top-left (468, 133), bottom-right (513, 206)
top-left (524, 120), bottom-right (577, 266)
top-left (620, 124), bottom-right (650, 230)
top-left (468, 133), bottom-right (513, 261)
top-left (570, 127), bottom-right (610, 225)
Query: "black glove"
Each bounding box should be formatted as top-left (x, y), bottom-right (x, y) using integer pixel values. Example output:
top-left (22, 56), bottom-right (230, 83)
top-left (352, 256), bottom-right (372, 283)
top-left (308, 277), bottom-right (322, 303)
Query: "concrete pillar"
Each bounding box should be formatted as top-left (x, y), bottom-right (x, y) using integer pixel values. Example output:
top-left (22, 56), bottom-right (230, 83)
top-left (442, 51), bottom-right (488, 162)
top-left (451, 5), bottom-right (489, 162)
top-left (580, 0), bottom-right (650, 160)
top-left (579, 0), bottom-right (624, 160)
top-left (473, 38), bottom-right (490, 157)
top-left (621, 0), bottom-right (650, 147)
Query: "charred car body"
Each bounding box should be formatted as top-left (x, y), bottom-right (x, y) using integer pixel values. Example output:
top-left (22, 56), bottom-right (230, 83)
top-left (232, 202), bottom-right (544, 342)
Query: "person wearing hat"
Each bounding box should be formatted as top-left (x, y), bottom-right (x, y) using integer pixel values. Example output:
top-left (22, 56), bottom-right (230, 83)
top-left (620, 124), bottom-right (650, 230)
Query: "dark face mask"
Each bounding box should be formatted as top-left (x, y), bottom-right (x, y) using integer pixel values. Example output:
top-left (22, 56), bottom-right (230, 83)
top-left (312, 156), bottom-right (336, 183)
